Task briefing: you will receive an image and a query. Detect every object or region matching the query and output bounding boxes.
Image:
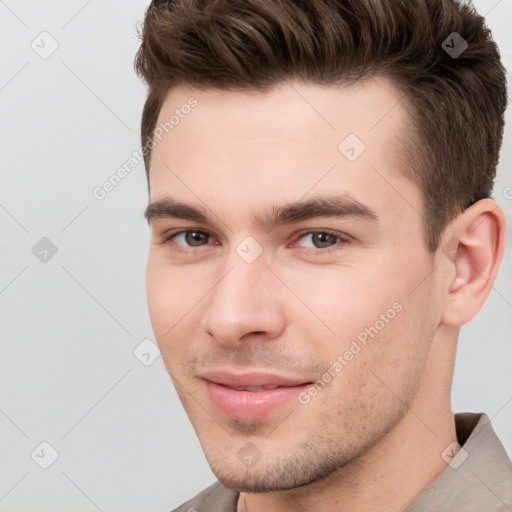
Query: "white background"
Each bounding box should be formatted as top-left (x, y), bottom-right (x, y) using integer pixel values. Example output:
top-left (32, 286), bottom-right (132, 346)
top-left (0, 1), bottom-right (511, 511)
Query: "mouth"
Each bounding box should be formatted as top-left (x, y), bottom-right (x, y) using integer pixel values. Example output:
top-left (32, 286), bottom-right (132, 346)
top-left (200, 370), bottom-right (313, 421)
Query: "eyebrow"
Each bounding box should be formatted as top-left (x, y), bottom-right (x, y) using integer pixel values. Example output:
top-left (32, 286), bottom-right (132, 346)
top-left (144, 194), bottom-right (379, 231)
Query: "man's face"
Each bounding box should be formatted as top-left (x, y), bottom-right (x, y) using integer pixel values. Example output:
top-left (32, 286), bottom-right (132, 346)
top-left (146, 78), bottom-right (442, 491)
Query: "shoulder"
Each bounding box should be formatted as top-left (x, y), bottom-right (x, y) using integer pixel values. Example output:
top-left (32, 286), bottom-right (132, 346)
top-left (409, 413), bottom-right (512, 511)
top-left (170, 481), bottom-right (239, 512)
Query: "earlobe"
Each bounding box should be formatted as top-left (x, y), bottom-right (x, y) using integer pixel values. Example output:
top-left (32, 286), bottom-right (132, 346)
top-left (440, 199), bottom-right (506, 328)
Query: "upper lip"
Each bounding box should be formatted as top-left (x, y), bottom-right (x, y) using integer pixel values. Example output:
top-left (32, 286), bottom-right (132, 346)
top-left (200, 370), bottom-right (311, 388)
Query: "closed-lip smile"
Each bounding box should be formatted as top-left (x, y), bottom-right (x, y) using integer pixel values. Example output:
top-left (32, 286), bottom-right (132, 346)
top-left (200, 369), bottom-right (312, 421)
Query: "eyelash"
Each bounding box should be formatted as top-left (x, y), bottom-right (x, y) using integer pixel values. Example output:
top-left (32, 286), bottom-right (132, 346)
top-left (160, 229), bottom-right (350, 256)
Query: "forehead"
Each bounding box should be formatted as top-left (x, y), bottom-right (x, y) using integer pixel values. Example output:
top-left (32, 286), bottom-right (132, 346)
top-left (153, 76), bottom-right (408, 143)
top-left (147, 77), bottom-right (420, 232)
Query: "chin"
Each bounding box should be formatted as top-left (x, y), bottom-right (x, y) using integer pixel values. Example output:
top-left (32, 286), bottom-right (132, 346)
top-left (206, 449), bottom-right (350, 493)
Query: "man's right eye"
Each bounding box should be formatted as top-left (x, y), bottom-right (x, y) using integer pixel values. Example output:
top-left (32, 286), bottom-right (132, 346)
top-left (162, 229), bottom-right (216, 249)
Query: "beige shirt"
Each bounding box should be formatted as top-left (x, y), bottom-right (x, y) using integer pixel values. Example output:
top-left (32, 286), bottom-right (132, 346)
top-left (171, 413), bottom-right (512, 511)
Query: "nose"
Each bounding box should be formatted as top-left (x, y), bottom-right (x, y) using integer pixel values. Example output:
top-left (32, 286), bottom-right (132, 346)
top-left (200, 253), bottom-right (285, 348)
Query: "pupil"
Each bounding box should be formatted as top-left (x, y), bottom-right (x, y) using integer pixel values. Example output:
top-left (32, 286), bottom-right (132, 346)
top-left (187, 232), bottom-right (206, 246)
top-left (314, 233), bottom-right (334, 248)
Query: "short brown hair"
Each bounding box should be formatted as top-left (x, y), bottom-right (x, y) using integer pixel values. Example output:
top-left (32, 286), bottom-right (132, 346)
top-left (134, 0), bottom-right (507, 252)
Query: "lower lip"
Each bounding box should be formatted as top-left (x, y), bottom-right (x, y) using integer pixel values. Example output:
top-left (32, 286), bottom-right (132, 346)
top-left (203, 380), bottom-right (310, 421)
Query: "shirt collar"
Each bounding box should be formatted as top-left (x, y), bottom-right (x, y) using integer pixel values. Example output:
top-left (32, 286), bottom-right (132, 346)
top-left (406, 412), bottom-right (512, 511)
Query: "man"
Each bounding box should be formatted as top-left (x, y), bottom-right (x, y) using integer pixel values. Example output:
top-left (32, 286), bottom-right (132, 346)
top-left (135, 0), bottom-right (512, 510)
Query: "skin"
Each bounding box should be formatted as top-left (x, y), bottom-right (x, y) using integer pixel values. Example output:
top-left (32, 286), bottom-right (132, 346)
top-left (145, 77), bottom-right (506, 512)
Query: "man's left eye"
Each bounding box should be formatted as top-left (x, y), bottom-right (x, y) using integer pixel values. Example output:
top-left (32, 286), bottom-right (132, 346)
top-left (295, 231), bottom-right (342, 249)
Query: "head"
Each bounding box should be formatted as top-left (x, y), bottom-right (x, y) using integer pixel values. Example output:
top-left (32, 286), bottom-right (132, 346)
top-left (136, 0), bottom-right (507, 493)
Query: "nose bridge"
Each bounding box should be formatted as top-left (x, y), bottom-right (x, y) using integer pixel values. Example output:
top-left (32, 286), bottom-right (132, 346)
top-left (210, 250), bottom-right (268, 319)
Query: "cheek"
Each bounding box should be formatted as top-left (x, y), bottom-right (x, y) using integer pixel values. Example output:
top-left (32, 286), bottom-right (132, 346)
top-left (341, 291), bottom-right (436, 408)
top-left (145, 257), bottom-right (196, 348)
top-left (315, 311), bottom-right (423, 427)
top-left (146, 258), bottom-right (171, 335)
top-left (299, 267), bottom-right (434, 403)
top-left (280, 263), bottom-right (400, 349)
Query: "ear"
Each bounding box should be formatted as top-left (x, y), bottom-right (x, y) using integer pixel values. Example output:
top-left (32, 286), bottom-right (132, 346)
top-left (439, 198), bottom-right (506, 327)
